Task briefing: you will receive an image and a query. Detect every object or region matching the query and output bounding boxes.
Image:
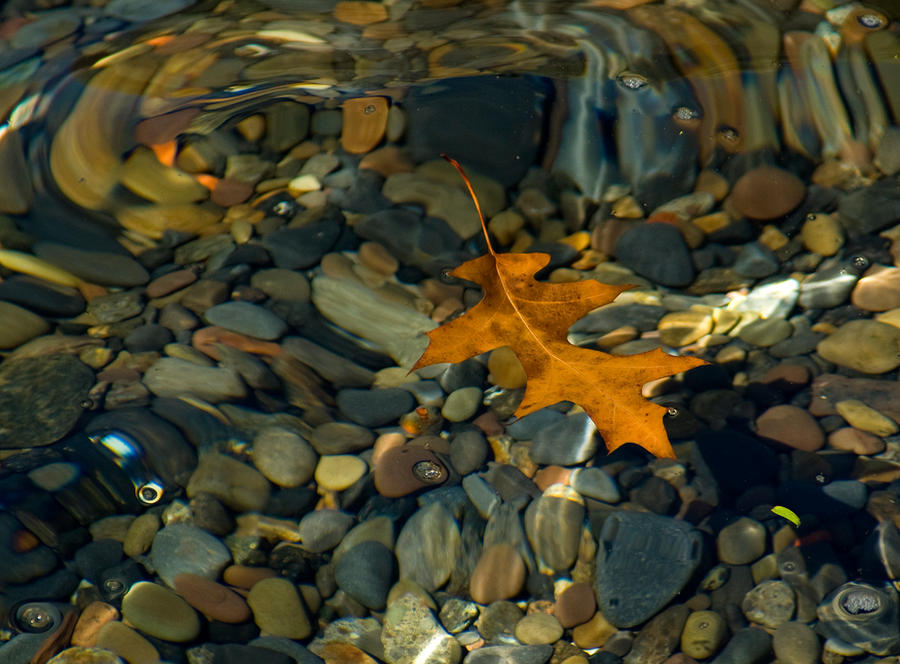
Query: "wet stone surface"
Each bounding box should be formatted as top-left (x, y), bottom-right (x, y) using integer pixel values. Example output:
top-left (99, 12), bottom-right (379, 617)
top-left (1, 0), bottom-right (900, 662)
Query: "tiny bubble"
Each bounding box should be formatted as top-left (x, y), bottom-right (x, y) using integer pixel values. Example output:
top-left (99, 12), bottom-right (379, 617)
top-left (364, 104), bottom-right (376, 115)
top-left (852, 255), bottom-right (869, 270)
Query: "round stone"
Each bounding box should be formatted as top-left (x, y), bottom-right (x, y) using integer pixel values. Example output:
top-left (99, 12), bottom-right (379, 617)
top-left (186, 452), bottom-right (271, 512)
top-left (298, 509), bottom-right (354, 554)
top-left (441, 386), bottom-right (483, 422)
top-left (246, 577), bottom-right (312, 639)
top-left (730, 166), bottom-right (805, 220)
top-left (773, 621), bottom-right (821, 664)
top-left (149, 523), bottom-right (232, 589)
top-left (0, 354), bottom-right (94, 449)
top-left (488, 346), bottom-right (527, 388)
top-left (717, 517), bottom-right (766, 565)
top-left (314, 455), bottom-right (367, 491)
top-left (514, 613), bottom-right (563, 645)
top-left (252, 427), bottom-right (318, 487)
top-left (755, 405), bottom-right (824, 452)
top-left (121, 581), bottom-right (200, 642)
top-left (469, 543), bottom-right (526, 605)
top-left (555, 583), bottom-right (596, 629)
top-left (741, 580), bottom-right (795, 628)
top-left (250, 268), bottom-right (310, 302)
top-left (817, 319), bottom-right (900, 374)
top-left (681, 610), bottom-right (728, 659)
top-left (801, 213), bottom-right (844, 256)
top-left (851, 265), bottom-right (900, 312)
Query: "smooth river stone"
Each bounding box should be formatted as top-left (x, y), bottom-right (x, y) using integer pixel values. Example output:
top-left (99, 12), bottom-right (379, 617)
top-left (615, 222), bottom-right (695, 288)
top-left (395, 503), bottom-right (460, 592)
top-left (252, 427), bottom-right (318, 487)
top-left (150, 523), bottom-right (232, 588)
top-left (755, 404), bottom-right (824, 452)
top-left (817, 319), bottom-right (900, 373)
top-left (525, 485), bottom-right (585, 571)
top-left (121, 581), bottom-right (200, 642)
top-left (0, 354), bottom-right (94, 448)
top-left (204, 301), bottom-right (287, 340)
top-left (0, 301), bottom-right (49, 349)
top-left (187, 451), bottom-right (271, 512)
top-left (469, 543), bottom-right (526, 605)
top-left (311, 275), bottom-right (435, 367)
top-left (730, 166), bottom-right (805, 220)
top-left (247, 577), bottom-right (312, 639)
top-left (851, 265), bottom-right (900, 312)
top-left (33, 242), bottom-right (149, 286)
top-left (143, 357), bottom-right (246, 402)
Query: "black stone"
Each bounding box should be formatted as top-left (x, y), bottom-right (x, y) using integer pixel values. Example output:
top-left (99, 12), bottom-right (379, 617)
top-left (261, 220), bottom-right (340, 269)
top-left (124, 323), bottom-right (173, 352)
top-left (335, 387), bottom-right (415, 427)
top-left (334, 541), bottom-right (396, 610)
top-left (595, 511), bottom-right (703, 627)
top-left (694, 430), bottom-right (778, 496)
top-left (355, 209), bottom-right (463, 274)
top-left (437, 358), bottom-right (486, 393)
top-left (615, 222), bottom-right (695, 287)
top-left (0, 274), bottom-right (85, 317)
top-left (629, 476), bottom-right (678, 515)
top-left (73, 539), bottom-right (123, 585)
top-left (838, 178), bottom-right (900, 237)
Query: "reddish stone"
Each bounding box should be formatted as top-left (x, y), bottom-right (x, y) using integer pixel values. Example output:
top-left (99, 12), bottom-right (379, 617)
top-left (729, 166), bottom-right (805, 220)
top-left (174, 573), bottom-right (251, 624)
top-left (211, 178), bottom-right (254, 207)
top-left (756, 404), bottom-right (824, 451)
top-left (221, 565), bottom-right (277, 590)
top-left (469, 543), bottom-right (526, 604)
top-left (373, 444), bottom-right (448, 497)
top-left (828, 427), bottom-right (885, 455)
top-left (146, 268), bottom-right (197, 299)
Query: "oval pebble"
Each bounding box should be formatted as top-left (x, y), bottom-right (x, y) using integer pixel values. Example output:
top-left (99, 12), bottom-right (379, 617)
top-left (730, 166), bottom-right (805, 220)
top-left (247, 577), bottom-right (312, 639)
top-left (315, 455), bottom-right (367, 491)
top-left (204, 301), bottom-right (287, 340)
top-left (817, 319), bottom-right (900, 374)
top-left (681, 610), bottom-right (728, 659)
top-left (252, 427), bottom-right (318, 487)
top-left (121, 581), bottom-right (200, 642)
top-left (717, 517), bottom-right (766, 565)
top-left (173, 573), bottom-right (250, 624)
top-left (441, 386), bottom-right (483, 422)
top-left (514, 613), bottom-right (563, 646)
top-left (755, 405), bottom-right (824, 452)
top-left (469, 543), bottom-right (526, 605)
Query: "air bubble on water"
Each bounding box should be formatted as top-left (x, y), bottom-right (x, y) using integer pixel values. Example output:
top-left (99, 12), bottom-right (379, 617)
top-left (857, 12), bottom-right (884, 29)
top-left (852, 255), bottom-right (869, 270)
top-left (616, 71), bottom-right (647, 89)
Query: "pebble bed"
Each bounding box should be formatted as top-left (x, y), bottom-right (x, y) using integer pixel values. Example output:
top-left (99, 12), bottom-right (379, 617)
top-left (1, 2), bottom-right (900, 664)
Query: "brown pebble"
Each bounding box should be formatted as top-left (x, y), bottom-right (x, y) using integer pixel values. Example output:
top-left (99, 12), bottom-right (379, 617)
top-left (374, 445), bottom-right (449, 497)
top-left (135, 108), bottom-right (202, 146)
top-left (179, 279), bottom-right (228, 313)
top-left (358, 241), bottom-right (398, 276)
top-left (756, 404), bottom-right (824, 451)
top-left (729, 166), bottom-right (805, 220)
top-left (852, 265), bottom-right (900, 312)
top-left (334, 1), bottom-right (388, 25)
top-left (359, 146), bottom-right (414, 176)
top-left (211, 178), bottom-right (254, 207)
top-left (828, 427), bottom-right (886, 455)
top-left (555, 582), bottom-right (596, 628)
top-left (761, 363), bottom-right (810, 391)
top-left (694, 169), bottom-right (729, 201)
top-left (469, 543), bottom-right (526, 604)
top-left (341, 96), bottom-right (389, 153)
top-left (534, 466), bottom-right (572, 491)
top-left (319, 642), bottom-right (379, 663)
top-left (371, 431), bottom-right (405, 465)
top-left (173, 573), bottom-right (251, 623)
top-left (146, 268), bottom-right (197, 299)
top-left (472, 411), bottom-right (504, 436)
top-left (192, 326), bottom-right (283, 359)
top-left (71, 601), bottom-right (119, 647)
top-left (222, 565), bottom-right (278, 590)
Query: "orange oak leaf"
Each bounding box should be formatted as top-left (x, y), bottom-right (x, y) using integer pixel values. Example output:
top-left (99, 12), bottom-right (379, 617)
top-left (411, 156), bottom-right (707, 458)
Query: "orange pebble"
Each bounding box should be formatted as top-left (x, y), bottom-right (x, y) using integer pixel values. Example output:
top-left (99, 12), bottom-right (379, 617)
top-left (192, 326), bottom-right (283, 359)
top-left (334, 1), bottom-right (388, 25)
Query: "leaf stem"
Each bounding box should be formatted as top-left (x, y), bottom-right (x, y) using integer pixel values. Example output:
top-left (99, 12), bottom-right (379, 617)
top-left (441, 153), bottom-right (495, 256)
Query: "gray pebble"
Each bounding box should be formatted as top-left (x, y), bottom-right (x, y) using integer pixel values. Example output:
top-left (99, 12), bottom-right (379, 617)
top-left (253, 427), bottom-right (318, 487)
top-left (529, 413), bottom-right (598, 466)
top-left (395, 503), bottom-right (460, 592)
top-left (334, 541), bottom-right (396, 610)
top-left (308, 421), bottom-right (375, 455)
top-left (298, 510), bottom-right (354, 553)
top-left (570, 467), bottom-right (620, 503)
top-left (204, 301), bottom-right (287, 340)
top-left (150, 523), bottom-right (232, 588)
top-left (336, 387), bottom-right (415, 427)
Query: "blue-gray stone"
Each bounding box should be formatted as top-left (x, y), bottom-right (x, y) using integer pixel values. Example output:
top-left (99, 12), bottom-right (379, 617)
top-left (816, 581), bottom-right (900, 656)
top-left (615, 223), bottom-right (694, 287)
top-left (334, 540), bottom-right (396, 610)
top-left (336, 387), bottom-right (415, 427)
top-left (733, 242), bottom-right (779, 279)
top-left (150, 523), bottom-right (232, 588)
top-left (507, 408), bottom-right (565, 440)
top-left (798, 263), bottom-right (857, 309)
top-left (262, 220), bottom-right (340, 269)
top-left (204, 301), bottom-right (287, 340)
top-left (529, 412), bottom-right (598, 466)
top-left (595, 511), bottom-right (703, 627)
top-left (570, 467), bottom-right (621, 503)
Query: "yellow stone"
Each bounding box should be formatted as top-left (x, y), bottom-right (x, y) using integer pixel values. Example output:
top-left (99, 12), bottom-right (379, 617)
top-left (658, 310), bottom-right (714, 347)
top-left (0, 248), bottom-right (82, 286)
top-left (95, 621), bottom-right (159, 664)
top-left (0, 127), bottom-right (33, 214)
top-left (287, 174), bottom-right (321, 196)
top-left (801, 213), bottom-right (844, 256)
top-left (759, 224), bottom-right (790, 251)
top-left (835, 399), bottom-right (899, 437)
top-left (121, 146), bottom-right (209, 205)
top-left (116, 204), bottom-right (222, 239)
top-left (572, 611), bottom-right (617, 649)
top-left (314, 455), bottom-right (367, 491)
top-left (692, 212), bottom-right (732, 234)
top-left (559, 230), bottom-right (591, 251)
top-left (875, 308), bottom-right (900, 330)
top-left (236, 114), bottom-right (266, 142)
top-left (488, 209), bottom-right (525, 245)
top-left (488, 346), bottom-right (526, 389)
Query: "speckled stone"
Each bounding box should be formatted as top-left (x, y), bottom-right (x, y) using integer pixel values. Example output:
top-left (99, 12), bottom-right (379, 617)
top-left (680, 610), bottom-right (727, 659)
top-left (381, 592), bottom-right (460, 664)
top-left (741, 580), bottom-right (795, 628)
